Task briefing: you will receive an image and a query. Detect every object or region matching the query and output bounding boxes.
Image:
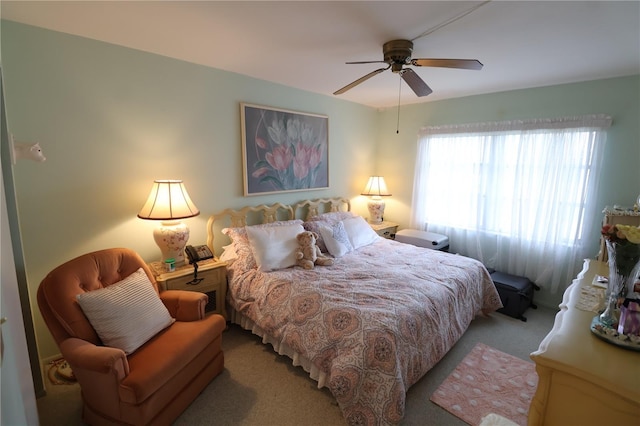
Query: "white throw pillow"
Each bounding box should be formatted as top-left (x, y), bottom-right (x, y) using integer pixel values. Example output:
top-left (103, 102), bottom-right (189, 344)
top-left (76, 268), bottom-right (174, 355)
top-left (246, 223), bottom-right (305, 271)
top-left (319, 222), bottom-right (353, 257)
top-left (343, 216), bottom-right (380, 249)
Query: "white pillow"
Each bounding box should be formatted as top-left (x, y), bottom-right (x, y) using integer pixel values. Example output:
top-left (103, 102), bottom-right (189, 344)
top-left (319, 222), bottom-right (353, 257)
top-left (76, 268), bottom-right (174, 355)
top-left (343, 216), bottom-right (380, 249)
top-left (246, 223), bottom-right (305, 271)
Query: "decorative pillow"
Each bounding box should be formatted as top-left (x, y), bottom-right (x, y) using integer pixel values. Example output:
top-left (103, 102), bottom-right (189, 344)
top-left (222, 227), bottom-right (257, 270)
top-left (319, 221), bottom-right (353, 257)
top-left (343, 216), bottom-right (380, 249)
top-left (246, 223), bottom-right (305, 271)
top-left (222, 220), bottom-right (304, 271)
top-left (219, 244), bottom-right (238, 264)
top-left (76, 268), bottom-right (174, 355)
top-left (222, 226), bottom-right (248, 244)
top-left (304, 211), bottom-right (355, 253)
top-left (302, 221), bottom-right (329, 253)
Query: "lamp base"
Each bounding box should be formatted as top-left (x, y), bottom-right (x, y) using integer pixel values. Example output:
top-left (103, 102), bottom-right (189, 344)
top-left (367, 198), bottom-right (385, 224)
top-left (153, 220), bottom-right (189, 266)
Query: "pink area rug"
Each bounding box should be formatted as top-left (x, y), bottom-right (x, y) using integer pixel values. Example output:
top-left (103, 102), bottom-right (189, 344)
top-left (430, 343), bottom-right (538, 426)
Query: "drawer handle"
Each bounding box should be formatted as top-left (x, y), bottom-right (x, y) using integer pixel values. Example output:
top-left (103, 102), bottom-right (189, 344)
top-left (187, 278), bottom-right (204, 285)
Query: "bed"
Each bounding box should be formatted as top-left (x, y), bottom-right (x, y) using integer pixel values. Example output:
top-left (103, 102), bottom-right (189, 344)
top-left (207, 197), bottom-right (502, 425)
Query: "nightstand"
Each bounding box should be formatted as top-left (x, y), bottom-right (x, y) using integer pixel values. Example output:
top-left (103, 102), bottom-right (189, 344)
top-left (369, 221), bottom-right (399, 239)
top-left (148, 258), bottom-right (228, 319)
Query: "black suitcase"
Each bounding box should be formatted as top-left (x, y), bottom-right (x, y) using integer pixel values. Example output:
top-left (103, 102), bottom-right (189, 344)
top-left (490, 271), bottom-right (539, 322)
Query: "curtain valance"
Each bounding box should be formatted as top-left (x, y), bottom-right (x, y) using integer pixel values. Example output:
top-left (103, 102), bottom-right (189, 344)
top-left (419, 114), bottom-right (612, 137)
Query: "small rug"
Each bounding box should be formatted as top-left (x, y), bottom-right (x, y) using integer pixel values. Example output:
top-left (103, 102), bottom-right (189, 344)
top-left (430, 343), bottom-right (537, 426)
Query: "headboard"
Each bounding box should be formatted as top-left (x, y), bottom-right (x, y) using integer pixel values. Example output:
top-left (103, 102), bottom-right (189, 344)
top-left (292, 197), bottom-right (351, 221)
top-left (206, 197), bottom-right (351, 256)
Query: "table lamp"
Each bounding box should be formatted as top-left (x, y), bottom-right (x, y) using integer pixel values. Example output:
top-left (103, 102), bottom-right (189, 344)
top-left (361, 176), bottom-right (391, 224)
top-left (138, 179), bottom-right (200, 265)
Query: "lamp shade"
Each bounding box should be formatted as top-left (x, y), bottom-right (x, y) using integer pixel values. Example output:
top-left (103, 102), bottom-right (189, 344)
top-left (137, 180), bottom-right (200, 220)
top-left (138, 180), bottom-right (199, 265)
top-left (361, 176), bottom-right (391, 197)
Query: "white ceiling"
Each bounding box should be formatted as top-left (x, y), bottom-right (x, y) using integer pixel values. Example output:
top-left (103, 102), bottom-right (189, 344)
top-left (1, 1), bottom-right (639, 109)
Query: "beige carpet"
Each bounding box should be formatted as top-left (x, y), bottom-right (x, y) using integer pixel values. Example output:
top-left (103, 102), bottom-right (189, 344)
top-left (38, 307), bottom-right (558, 425)
top-left (430, 343), bottom-right (538, 426)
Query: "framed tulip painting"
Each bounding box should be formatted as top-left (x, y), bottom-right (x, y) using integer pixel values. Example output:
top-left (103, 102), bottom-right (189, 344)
top-left (241, 103), bottom-right (329, 196)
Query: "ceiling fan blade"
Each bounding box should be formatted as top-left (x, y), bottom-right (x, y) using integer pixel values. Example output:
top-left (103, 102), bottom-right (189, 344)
top-left (401, 68), bottom-right (433, 97)
top-left (346, 60), bottom-right (387, 65)
top-left (411, 58), bottom-right (483, 70)
top-left (333, 66), bottom-right (389, 95)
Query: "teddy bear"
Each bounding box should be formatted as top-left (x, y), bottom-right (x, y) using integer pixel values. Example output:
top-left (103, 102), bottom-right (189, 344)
top-left (295, 231), bottom-right (334, 270)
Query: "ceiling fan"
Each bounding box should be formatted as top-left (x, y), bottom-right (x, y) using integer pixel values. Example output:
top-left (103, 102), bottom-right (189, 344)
top-left (334, 39), bottom-right (483, 97)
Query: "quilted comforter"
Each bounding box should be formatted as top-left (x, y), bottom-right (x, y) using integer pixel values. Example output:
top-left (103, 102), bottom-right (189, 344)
top-left (226, 238), bottom-right (502, 425)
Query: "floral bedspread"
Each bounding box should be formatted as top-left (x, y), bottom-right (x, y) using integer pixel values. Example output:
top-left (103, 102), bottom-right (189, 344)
top-left (226, 238), bottom-right (502, 425)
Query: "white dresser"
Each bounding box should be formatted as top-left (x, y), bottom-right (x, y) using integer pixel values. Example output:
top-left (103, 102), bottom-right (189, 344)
top-left (529, 259), bottom-right (640, 425)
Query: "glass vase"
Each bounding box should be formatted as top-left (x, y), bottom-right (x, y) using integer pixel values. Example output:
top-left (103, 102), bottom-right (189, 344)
top-left (599, 240), bottom-right (640, 327)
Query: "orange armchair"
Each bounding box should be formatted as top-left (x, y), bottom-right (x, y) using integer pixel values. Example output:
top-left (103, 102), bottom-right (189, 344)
top-left (37, 248), bottom-right (226, 425)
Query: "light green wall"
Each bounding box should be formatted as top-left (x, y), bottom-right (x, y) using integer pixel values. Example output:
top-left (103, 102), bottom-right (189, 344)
top-left (374, 75), bottom-right (640, 307)
top-left (3, 20), bottom-right (639, 362)
top-left (1, 21), bottom-right (377, 360)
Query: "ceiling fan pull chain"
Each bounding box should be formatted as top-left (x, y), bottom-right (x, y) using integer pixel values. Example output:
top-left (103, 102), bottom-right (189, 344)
top-left (396, 74), bottom-right (402, 134)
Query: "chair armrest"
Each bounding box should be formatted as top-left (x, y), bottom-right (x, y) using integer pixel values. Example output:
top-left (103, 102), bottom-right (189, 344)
top-left (160, 290), bottom-right (206, 321)
top-left (59, 338), bottom-right (129, 416)
top-left (60, 337), bottom-right (129, 376)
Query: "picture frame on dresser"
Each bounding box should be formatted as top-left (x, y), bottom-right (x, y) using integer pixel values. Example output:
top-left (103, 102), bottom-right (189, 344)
top-left (241, 103), bottom-right (329, 196)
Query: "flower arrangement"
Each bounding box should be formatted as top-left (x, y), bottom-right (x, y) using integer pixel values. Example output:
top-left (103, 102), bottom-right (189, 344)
top-left (601, 224), bottom-right (640, 281)
top-left (599, 224), bottom-right (640, 328)
top-left (601, 224), bottom-right (640, 244)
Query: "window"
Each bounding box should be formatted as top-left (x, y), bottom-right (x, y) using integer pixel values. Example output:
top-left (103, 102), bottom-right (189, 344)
top-left (411, 115), bottom-right (611, 293)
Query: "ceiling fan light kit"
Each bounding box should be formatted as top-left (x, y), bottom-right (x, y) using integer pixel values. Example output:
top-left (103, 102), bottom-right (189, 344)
top-left (334, 39), bottom-right (483, 98)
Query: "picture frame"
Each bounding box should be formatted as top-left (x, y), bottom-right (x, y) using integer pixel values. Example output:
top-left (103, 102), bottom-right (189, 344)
top-left (241, 103), bottom-right (329, 196)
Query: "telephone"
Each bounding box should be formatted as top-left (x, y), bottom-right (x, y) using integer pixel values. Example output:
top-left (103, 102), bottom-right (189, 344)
top-left (185, 245), bottom-right (214, 285)
top-left (185, 245), bottom-right (214, 264)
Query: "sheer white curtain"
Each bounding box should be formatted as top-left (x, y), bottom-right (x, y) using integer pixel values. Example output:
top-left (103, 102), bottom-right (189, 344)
top-left (411, 114), bottom-right (611, 293)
